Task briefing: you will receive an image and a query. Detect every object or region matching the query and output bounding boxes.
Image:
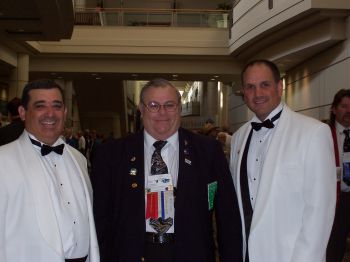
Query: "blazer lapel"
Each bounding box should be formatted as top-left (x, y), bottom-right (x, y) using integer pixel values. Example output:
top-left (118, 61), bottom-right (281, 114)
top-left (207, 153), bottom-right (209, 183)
top-left (123, 132), bottom-right (146, 230)
top-left (17, 130), bottom-right (63, 256)
top-left (235, 123), bottom-right (253, 195)
top-left (176, 129), bottom-right (193, 195)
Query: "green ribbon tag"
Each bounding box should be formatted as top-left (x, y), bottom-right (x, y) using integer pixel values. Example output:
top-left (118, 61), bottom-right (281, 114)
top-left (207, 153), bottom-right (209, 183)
top-left (208, 181), bottom-right (218, 210)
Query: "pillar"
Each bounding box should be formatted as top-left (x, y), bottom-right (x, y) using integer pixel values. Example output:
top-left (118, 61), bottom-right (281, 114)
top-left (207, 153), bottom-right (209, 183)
top-left (8, 53), bottom-right (29, 99)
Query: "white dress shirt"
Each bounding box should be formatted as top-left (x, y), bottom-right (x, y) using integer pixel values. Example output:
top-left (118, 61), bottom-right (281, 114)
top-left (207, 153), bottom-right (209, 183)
top-left (144, 130), bottom-right (179, 233)
top-left (28, 133), bottom-right (90, 259)
top-left (247, 103), bottom-right (283, 209)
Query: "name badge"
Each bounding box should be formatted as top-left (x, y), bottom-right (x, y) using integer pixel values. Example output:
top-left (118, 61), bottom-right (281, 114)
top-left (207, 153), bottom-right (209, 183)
top-left (148, 173), bottom-right (173, 192)
top-left (343, 152), bottom-right (350, 185)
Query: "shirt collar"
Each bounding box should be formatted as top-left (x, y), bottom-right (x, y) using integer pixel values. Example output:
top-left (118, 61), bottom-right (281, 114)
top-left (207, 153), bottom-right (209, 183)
top-left (144, 130), bottom-right (178, 151)
top-left (26, 130), bottom-right (63, 147)
top-left (336, 121), bottom-right (349, 135)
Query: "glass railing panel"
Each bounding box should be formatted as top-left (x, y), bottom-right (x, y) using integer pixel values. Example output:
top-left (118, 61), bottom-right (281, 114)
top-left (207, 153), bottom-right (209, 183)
top-left (74, 8), bottom-right (231, 28)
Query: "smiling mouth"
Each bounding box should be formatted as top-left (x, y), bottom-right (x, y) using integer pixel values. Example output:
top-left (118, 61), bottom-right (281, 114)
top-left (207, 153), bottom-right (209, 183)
top-left (40, 119), bottom-right (57, 127)
top-left (254, 99), bottom-right (267, 105)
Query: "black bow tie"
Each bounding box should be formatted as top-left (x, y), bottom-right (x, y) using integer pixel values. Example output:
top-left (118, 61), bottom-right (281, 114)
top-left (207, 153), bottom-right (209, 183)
top-left (251, 110), bottom-right (283, 131)
top-left (30, 138), bottom-right (65, 156)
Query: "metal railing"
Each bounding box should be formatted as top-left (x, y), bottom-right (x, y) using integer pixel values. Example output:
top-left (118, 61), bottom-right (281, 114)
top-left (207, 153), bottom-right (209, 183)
top-left (74, 8), bottom-right (231, 28)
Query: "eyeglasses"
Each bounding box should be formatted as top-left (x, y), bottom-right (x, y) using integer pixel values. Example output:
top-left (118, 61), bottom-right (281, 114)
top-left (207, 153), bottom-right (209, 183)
top-left (143, 101), bottom-right (178, 113)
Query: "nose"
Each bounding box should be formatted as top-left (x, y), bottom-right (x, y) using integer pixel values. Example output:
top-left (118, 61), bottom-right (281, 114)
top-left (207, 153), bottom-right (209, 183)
top-left (46, 106), bottom-right (55, 116)
top-left (254, 86), bottom-right (264, 97)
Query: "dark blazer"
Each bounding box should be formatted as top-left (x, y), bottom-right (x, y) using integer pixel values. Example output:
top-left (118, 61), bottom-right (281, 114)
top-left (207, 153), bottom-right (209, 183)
top-left (0, 119), bottom-right (24, 146)
top-left (92, 128), bottom-right (242, 262)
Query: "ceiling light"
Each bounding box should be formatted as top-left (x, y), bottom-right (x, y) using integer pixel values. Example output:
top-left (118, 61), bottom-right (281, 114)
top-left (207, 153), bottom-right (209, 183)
top-left (172, 74), bottom-right (178, 77)
top-left (213, 75), bottom-right (219, 78)
top-left (95, 77), bottom-right (101, 80)
top-left (132, 74), bottom-right (138, 77)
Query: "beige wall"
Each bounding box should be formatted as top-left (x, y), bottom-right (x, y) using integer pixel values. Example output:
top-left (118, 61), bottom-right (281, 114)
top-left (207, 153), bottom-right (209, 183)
top-left (285, 19), bottom-right (350, 120)
top-left (228, 1), bottom-right (350, 132)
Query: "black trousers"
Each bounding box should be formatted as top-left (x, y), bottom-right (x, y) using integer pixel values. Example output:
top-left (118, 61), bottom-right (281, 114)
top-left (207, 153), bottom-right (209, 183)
top-left (144, 241), bottom-right (175, 262)
top-left (327, 192), bottom-right (350, 262)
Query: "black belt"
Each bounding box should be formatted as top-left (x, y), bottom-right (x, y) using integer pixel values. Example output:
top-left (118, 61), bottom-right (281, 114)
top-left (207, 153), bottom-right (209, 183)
top-left (65, 255), bottom-right (88, 262)
top-left (145, 232), bottom-right (175, 244)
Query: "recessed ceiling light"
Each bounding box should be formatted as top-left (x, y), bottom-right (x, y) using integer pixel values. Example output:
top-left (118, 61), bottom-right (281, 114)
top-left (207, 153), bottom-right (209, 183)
top-left (213, 75), bottom-right (219, 78)
top-left (172, 74), bottom-right (178, 77)
top-left (57, 76), bottom-right (63, 79)
top-left (91, 73), bottom-right (97, 76)
top-left (95, 77), bottom-right (101, 80)
top-left (132, 74), bottom-right (138, 77)
top-left (50, 72), bottom-right (56, 75)
top-left (210, 78), bottom-right (215, 81)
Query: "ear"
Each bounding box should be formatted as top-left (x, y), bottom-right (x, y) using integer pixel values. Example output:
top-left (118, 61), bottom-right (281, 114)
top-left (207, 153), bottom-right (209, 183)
top-left (18, 106), bottom-right (26, 121)
top-left (277, 80), bottom-right (283, 96)
top-left (64, 106), bottom-right (67, 120)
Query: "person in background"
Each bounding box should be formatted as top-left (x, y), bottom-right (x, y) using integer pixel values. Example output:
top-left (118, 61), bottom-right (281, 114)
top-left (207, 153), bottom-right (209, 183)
top-left (64, 127), bottom-right (79, 149)
top-left (0, 79), bottom-right (99, 262)
top-left (92, 78), bottom-right (242, 262)
top-left (77, 130), bottom-right (86, 155)
top-left (327, 89), bottom-right (350, 262)
top-left (230, 59), bottom-right (336, 262)
top-left (0, 97), bottom-right (24, 146)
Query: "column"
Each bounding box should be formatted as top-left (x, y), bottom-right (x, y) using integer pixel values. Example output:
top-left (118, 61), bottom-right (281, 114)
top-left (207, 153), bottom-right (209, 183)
top-left (8, 53), bottom-right (29, 99)
top-left (64, 80), bottom-right (73, 127)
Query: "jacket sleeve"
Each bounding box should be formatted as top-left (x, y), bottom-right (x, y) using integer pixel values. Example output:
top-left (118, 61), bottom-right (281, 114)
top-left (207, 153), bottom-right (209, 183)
top-left (214, 140), bottom-right (243, 261)
top-left (91, 140), bottom-right (122, 262)
top-left (290, 124), bottom-right (336, 261)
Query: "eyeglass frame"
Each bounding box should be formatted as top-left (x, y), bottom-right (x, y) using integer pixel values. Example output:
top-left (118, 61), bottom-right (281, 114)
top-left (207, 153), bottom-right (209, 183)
top-left (142, 100), bottom-right (180, 113)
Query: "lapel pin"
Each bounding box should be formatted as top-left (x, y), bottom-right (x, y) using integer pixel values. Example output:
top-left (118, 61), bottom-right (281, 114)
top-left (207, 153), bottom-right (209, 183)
top-left (131, 156), bottom-right (136, 162)
top-left (131, 183), bottom-right (138, 188)
top-left (184, 140), bottom-right (188, 146)
top-left (185, 158), bottom-right (191, 165)
top-left (129, 168), bottom-right (137, 176)
top-left (184, 148), bottom-right (189, 155)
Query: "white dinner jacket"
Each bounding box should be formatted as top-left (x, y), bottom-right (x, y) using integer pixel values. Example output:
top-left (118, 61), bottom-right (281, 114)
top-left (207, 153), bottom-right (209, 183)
top-left (230, 105), bottom-right (336, 262)
top-left (0, 130), bottom-right (99, 262)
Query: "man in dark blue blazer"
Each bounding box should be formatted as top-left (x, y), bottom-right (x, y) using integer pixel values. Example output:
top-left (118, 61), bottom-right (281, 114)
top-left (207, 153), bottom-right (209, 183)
top-left (92, 79), bottom-right (242, 262)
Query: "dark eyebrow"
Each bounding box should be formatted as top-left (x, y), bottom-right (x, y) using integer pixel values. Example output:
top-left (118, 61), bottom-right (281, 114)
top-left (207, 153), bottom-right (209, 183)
top-left (33, 100), bottom-right (46, 106)
top-left (52, 100), bottom-right (63, 105)
top-left (32, 100), bottom-right (63, 106)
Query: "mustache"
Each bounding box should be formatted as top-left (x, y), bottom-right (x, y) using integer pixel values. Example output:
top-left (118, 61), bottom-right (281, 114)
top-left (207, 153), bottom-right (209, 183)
top-left (39, 117), bottom-right (58, 123)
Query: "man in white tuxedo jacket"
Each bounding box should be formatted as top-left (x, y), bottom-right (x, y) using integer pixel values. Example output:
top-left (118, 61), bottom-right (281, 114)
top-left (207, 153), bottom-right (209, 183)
top-left (230, 60), bottom-right (336, 262)
top-left (0, 79), bottom-right (99, 262)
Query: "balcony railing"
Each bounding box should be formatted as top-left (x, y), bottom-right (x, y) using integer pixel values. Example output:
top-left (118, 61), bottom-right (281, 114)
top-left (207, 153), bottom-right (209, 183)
top-left (74, 8), bottom-right (231, 28)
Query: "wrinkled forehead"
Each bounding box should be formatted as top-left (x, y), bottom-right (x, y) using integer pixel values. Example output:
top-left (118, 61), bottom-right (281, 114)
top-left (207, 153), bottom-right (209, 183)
top-left (143, 85), bottom-right (179, 102)
top-left (28, 88), bottom-right (64, 103)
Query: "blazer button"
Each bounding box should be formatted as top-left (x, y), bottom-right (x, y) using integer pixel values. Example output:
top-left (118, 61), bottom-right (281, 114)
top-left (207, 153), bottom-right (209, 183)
top-left (132, 183), bottom-right (138, 188)
top-left (141, 257), bottom-right (145, 261)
